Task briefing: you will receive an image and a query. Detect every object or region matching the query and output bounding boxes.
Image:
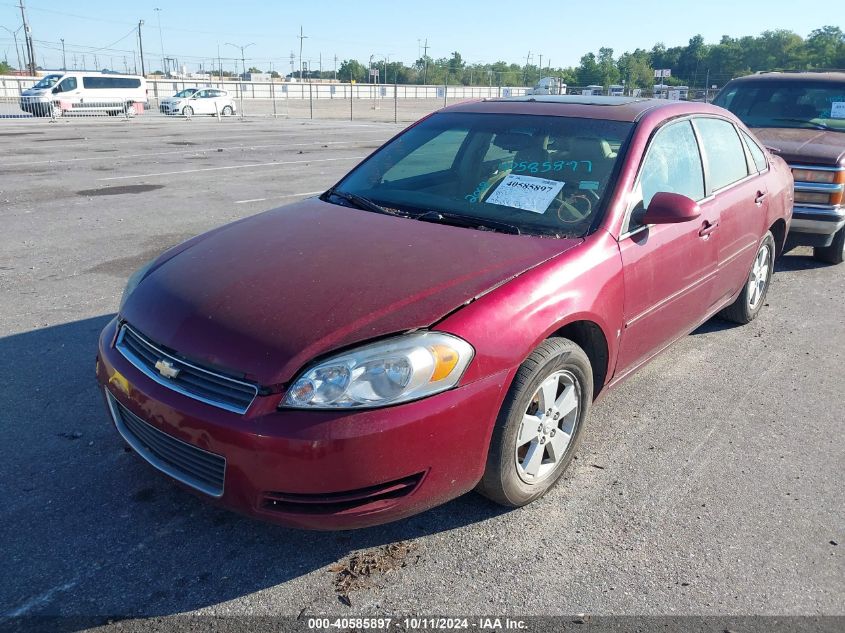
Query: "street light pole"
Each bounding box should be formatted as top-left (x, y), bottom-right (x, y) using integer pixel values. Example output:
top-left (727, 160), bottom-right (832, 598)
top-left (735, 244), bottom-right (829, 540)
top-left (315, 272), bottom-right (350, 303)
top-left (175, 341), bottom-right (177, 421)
top-left (225, 42), bottom-right (254, 79)
top-left (154, 8), bottom-right (165, 76)
top-left (60, 38), bottom-right (66, 70)
top-left (1, 26), bottom-right (23, 71)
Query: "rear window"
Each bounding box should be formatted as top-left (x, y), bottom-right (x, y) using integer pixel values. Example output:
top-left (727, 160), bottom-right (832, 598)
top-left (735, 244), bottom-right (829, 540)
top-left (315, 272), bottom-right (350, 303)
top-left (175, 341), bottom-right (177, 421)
top-left (334, 112), bottom-right (633, 237)
top-left (714, 79), bottom-right (845, 132)
top-left (82, 76), bottom-right (142, 90)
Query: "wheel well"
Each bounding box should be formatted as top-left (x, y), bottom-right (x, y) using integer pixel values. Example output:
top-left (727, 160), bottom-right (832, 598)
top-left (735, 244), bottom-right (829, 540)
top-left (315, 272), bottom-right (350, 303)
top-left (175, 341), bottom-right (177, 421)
top-left (769, 219), bottom-right (787, 258)
top-left (552, 320), bottom-right (609, 399)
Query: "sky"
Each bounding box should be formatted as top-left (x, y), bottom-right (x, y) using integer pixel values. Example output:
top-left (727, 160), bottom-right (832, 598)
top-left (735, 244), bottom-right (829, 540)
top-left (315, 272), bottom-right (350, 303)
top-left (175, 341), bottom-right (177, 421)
top-left (0, 0), bottom-right (834, 74)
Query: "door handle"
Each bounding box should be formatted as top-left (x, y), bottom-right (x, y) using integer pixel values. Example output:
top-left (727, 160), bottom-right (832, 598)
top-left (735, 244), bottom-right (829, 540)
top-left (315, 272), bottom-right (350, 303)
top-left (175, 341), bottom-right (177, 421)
top-left (755, 191), bottom-right (767, 206)
top-left (698, 220), bottom-right (719, 237)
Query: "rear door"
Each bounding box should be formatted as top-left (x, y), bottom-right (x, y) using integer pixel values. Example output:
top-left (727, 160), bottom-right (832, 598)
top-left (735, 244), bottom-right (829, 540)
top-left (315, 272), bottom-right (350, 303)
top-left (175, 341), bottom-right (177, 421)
top-left (692, 117), bottom-right (767, 307)
top-left (616, 119), bottom-right (720, 376)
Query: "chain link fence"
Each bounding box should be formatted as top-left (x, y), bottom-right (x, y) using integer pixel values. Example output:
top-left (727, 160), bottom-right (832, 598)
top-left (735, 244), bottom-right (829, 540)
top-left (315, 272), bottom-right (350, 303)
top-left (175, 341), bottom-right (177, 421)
top-left (0, 76), bottom-right (720, 124)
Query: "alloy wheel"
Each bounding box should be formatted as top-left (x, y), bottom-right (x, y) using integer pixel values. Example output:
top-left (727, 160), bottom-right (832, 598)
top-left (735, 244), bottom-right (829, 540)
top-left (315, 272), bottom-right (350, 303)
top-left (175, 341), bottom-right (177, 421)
top-left (515, 370), bottom-right (581, 484)
top-left (747, 243), bottom-right (770, 310)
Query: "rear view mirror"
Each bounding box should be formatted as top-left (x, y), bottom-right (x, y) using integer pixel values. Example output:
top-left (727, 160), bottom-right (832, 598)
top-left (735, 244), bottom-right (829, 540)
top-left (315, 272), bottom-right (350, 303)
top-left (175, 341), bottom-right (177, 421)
top-left (642, 192), bottom-right (701, 224)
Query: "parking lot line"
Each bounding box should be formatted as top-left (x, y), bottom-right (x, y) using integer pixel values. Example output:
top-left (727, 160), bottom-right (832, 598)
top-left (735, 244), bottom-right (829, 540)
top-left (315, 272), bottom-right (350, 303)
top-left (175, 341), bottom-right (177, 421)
top-left (234, 191), bottom-right (324, 204)
top-left (97, 156), bottom-right (366, 181)
top-left (0, 139), bottom-right (384, 168)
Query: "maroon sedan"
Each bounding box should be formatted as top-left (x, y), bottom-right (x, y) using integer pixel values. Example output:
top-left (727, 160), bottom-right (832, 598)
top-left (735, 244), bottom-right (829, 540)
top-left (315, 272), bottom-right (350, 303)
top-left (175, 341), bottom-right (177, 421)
top-left (97, 96), bottom-right (793, 529)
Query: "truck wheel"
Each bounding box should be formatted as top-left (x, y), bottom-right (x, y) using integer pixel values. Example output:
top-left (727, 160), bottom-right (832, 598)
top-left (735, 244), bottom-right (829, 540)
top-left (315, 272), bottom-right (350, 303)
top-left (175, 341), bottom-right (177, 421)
top-left (476, 337), bottom-right (592, 507)
top-left (719, 231), bottom-right (775, 324)
top-left (812, 226), bottom-right (845, 265)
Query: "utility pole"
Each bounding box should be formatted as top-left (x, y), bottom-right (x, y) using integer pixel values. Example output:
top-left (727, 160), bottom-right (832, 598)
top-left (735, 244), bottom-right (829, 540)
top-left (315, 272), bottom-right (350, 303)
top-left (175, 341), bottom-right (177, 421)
top-left (60, 38), bottom-right (66, 70)
top-left (523, 51), bottom-right (531, 86)
top-left (123, 56), bottom-right (128, 73)
top-left (421, 38), bottom-right (429, 85)
top-left (538, 54), bottom-right (542, 82)
top-left (18, 0), bottom-right (36, 75)
top-left (154, 8), bottom-right (165, 76)
top-left (289, 51), bottom-right (295, 78)
top-left (137, 20), bottom-right (145, 77)
top-left (333, 54), bottom-right (337, 81)
top-left (297, 26), bottom-right (307, 81)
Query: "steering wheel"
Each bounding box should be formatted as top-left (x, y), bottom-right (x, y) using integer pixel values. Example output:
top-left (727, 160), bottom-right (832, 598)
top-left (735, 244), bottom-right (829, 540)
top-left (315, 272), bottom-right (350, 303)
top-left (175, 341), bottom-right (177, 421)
top-left (553, 192), bottom-right (592, 224)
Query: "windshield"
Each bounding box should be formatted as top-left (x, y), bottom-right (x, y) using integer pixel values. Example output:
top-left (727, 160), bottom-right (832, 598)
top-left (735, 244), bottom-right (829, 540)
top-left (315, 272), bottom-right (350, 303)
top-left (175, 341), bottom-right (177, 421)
top-left (714, 80), bottom-right (845, 132)
top-left (330, 112), bottom-right (632, 237)
top-left (32, 75), bottom-right (62, 90)
top-left (173, 88), bottom-right (197, 98)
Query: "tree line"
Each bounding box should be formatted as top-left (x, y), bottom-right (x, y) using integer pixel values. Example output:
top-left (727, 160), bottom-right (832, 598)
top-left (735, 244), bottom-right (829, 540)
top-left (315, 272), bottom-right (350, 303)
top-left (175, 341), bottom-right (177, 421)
top-left (306, 26), bottom-right (844, 88)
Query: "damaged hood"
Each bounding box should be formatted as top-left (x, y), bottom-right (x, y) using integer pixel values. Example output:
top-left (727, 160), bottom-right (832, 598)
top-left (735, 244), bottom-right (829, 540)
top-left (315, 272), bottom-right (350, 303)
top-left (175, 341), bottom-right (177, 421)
top-left (121, 198), bottom-right (580, 385)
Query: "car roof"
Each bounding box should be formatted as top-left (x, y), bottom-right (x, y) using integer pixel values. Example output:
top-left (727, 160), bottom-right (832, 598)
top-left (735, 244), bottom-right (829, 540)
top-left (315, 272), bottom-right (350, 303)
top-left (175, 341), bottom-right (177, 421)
top-left (441, 95), bottom-right (723, 123)
top-left (726, 71), bottom-right (845, 84)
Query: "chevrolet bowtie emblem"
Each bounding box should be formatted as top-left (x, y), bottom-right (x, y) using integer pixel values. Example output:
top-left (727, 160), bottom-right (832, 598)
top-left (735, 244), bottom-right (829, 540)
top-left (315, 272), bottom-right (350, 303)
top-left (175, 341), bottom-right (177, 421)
top-left (154, 359), bottom-right (181, 379)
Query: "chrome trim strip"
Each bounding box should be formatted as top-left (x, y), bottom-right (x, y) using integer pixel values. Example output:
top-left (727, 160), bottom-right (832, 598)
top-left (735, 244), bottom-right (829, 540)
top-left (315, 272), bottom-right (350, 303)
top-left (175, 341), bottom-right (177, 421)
top-left (788, 164), bottom-right (845, 172)
top-left (794, 182), bottom-right (843, 193)
top-left (115, 324), bottom-right (258, 415)
top-left (105, 390), bottom-right (225, 498)
top-left (792, 205), bottom-right (845, 218)
top-left (625, 267), bottom-right (721, 328)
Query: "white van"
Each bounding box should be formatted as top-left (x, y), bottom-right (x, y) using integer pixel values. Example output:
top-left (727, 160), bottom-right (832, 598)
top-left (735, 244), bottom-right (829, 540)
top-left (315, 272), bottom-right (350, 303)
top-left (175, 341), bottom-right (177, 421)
top-left (20, 72), bottom-right (148, 117)
top-left (530, 77), bottom-right (567, 95)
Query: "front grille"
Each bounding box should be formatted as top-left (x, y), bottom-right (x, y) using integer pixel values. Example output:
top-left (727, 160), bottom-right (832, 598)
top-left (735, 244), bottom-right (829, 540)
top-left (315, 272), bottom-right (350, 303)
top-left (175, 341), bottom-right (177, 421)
top-left (106, 391), bottom-right (226, 497)
top-left (115, 324), bottom-right (258, 414)
top-left (261, 473), bottom-right (424, 515)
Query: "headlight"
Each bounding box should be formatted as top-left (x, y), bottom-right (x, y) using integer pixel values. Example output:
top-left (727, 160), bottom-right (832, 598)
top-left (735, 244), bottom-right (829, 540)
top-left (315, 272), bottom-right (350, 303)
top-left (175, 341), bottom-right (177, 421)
top-left (119, 259), bottom-right (156, 312)
top-left (282, 332), bottom-right (474, 409)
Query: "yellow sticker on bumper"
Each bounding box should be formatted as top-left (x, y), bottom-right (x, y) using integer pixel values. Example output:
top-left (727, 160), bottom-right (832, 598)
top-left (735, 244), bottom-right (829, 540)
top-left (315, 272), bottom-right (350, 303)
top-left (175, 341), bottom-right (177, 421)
top-left (109, 369), bottom-right (131, 396)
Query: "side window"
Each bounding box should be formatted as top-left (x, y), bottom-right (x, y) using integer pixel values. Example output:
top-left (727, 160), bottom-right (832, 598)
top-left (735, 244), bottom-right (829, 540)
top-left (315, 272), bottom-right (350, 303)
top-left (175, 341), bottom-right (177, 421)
top-left (194, 90), bottom-right (210, 99)
top-left (740, 129), bottom-right (768, 173)
top-left (694, 118), bottom-right (750, 191)
top-left (57, 77), bottom-right (76, 92)
top-left (638, 120), bottom-right (705, 209)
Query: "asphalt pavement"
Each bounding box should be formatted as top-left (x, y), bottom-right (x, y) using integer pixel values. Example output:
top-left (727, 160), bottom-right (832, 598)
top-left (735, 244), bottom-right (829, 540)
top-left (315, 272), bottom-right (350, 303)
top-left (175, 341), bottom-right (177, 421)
top-left (0, 117), bottom-right (842, 627)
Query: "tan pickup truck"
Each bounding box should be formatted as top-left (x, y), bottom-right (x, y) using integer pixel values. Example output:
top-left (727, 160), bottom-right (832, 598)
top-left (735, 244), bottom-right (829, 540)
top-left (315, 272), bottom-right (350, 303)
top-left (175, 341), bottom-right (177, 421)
top-left (714, 71), bottom-right (845, 264)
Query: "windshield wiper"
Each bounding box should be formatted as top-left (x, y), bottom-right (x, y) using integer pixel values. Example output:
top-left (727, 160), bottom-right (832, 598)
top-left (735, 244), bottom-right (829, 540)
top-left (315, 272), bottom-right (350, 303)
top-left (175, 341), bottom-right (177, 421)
top-left (770, 118), bottom-right (837, 131)
top-left (324, 188), bottom-right (411, 217)
top-left (416, 210), bottom-right (521, 235)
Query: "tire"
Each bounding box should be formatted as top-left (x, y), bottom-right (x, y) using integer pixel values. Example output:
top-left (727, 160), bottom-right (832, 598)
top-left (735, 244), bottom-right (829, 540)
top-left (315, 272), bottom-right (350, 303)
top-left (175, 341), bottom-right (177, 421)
top-left (812, 226), bottom-right (845, 265)
top-left (221, 105), bottom-right (233, 116)
top-left (125, 103), bottom-right (137, 118)
top-left (719, 231), bottom-right (775, 324)
top-left (183, 106), bottom-right (194, 117)
top-left (477, 337), bottom-right (593, 507)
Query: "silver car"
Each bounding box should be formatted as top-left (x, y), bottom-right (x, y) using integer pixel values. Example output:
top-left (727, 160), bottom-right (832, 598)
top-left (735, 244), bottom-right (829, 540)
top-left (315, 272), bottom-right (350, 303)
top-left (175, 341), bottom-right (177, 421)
top-left (160, 88), bottom-right (237, 117)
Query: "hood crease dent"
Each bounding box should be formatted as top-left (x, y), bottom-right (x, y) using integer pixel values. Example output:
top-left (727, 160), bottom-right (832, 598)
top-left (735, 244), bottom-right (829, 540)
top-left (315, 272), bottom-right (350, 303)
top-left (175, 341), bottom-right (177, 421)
top-left (121, 198), bottom-right (580, 386)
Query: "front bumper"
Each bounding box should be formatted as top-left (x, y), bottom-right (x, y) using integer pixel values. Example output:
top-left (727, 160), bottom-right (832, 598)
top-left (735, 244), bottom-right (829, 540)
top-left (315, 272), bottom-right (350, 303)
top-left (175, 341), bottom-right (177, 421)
top-left (786, 205), bottom-right (845, 248)
top-left (96, 318), bottom-right (509, 530)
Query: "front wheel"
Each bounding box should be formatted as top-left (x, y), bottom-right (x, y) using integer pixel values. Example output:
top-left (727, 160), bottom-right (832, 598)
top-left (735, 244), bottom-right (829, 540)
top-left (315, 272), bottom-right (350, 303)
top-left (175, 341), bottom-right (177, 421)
top-left (182, 106), bottom-right (194, 117)
top-left (812, 226), bottom-right (845, 265)
top-left (719, 231), bottom-right (775, 324)
top-left (221, 105), bottom-right (233, 116)
top-left (477, 337), bottom-right (593, 507)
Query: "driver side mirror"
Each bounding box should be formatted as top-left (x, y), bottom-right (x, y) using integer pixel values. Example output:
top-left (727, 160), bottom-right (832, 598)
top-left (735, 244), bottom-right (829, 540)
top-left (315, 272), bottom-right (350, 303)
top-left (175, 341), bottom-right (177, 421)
top-left (52, 86), bottom-right (60, 94)
top-left (642, 192), bottom-right (701, 225)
